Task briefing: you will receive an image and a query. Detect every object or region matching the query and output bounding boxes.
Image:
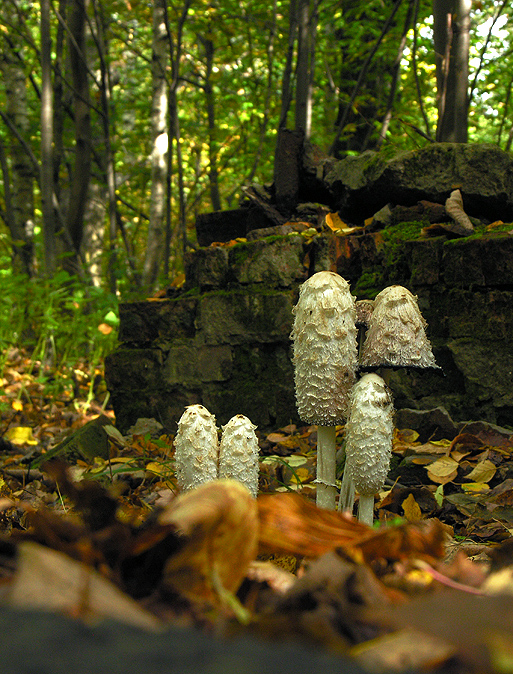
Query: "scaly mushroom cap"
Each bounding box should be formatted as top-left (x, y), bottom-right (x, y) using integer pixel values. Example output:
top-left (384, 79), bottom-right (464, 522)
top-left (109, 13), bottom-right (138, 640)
top-left (291, 271), bottom-right (358, 425)
top-left (345, 373), bottom-right (394, 495)
top-left (359, 285), bottom-right (440, 369)
top-left (174, 404), bottom-right (219, 491)
top-left (219, 414), bottom-right (260, 498)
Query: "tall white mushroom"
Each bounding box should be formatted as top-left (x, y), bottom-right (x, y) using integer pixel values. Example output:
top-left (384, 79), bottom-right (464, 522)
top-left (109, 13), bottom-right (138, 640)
top-left (359, 285), bottom-right (440, 370)
top-left (343, 373), bottom-right (394, 525)
top-left (174, 404), bottom-right (219, 491)
top-left (291, 271), bottom-right (358, 509)
top-left (219, 414), bottom-right (259, 497)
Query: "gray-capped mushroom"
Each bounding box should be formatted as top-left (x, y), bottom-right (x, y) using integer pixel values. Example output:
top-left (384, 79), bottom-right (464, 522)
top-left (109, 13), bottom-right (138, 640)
top-left (219, 414), bottom-right (260, 498)
top-left (359, 285), bottom-right (440, 370)
top-left (343, 373), bottom-right (394, 525)
top-left (174, 404), bottom-right (219, 491)
top-left (291, 271), bottom-right (358, 509)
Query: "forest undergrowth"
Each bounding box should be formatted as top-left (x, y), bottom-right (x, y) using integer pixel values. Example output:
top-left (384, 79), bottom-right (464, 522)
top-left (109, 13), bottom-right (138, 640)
top-left (1, 276), bottom-right (513, 674)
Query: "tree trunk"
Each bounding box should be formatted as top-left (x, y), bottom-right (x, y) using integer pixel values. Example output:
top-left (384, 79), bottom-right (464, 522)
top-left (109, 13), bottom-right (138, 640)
top-left (66, 0), bottom-right (92, 262)
top-left (203, 35), bottom-right (221, 212)
top-left (1, 0), bottom-right (35, 275)
top-left (433, 0), bottom-right (471, 142)
top-left (40, 0), bottom-right (56, 275)
top-left (143, 0), bottom-right (170, 291)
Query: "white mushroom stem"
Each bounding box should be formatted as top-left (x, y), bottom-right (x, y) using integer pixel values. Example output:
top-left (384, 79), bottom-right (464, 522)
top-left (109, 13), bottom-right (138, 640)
top-left (338, 464), bottom-right (355, 513)
top-left (315, 426), bottom-right (337, 509)
top-left (291, 271), bottom-right (358, 510)
top-left (343, 373), bottom-right (394, 525)
top-left (174, 404), bottom-right (219, 492)
top-left (219, 414), bottom-right (259, 498)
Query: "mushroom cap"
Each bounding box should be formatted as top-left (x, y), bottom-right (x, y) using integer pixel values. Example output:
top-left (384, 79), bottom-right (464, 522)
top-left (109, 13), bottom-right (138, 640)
top-left (359, 285), bottom-right (440, 370)
top-left (291, 272), bottom-right (358, 425)
top-left (345, 373), bottom-right (394, 495)
top-left (219, 414), bottom-right (259, 498)
top-left (174, 404), bottom-right (219, 491)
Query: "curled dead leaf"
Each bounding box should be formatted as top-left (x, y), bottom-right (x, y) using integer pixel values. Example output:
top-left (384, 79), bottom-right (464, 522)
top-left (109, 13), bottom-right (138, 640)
top-left (444, 189), bottom-right (474, 236)
top-left (159, 479), bottom-right (259, 605)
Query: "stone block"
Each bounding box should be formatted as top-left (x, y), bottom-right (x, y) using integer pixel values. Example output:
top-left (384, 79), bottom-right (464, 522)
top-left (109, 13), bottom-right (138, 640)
top-left (447, 338), bottom-right (513, 406)
top-left (195, 207), bottom-right (272, 247)
top-left (164, 344), bottom-right (232, 385)
top-left (118, 299), bottom-right (197, 344)
top-left (105, 348), bottom-right (164, 390)
top-left (202, 344), bottom-right (297, 428)
top-left (185, 246), bottom-right (230, 289)
top-left (229, 236), bottom-right (307, 286)
top-left (405, 239), bottom-right (441, 286)
top-left (197, 290), bottom-right (294, 345)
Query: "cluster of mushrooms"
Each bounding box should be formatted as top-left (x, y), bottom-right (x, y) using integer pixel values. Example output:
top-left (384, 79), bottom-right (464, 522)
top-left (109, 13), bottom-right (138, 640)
top-left (174, 271), bottom-right (439, 527)
top-left (174, 406), bottom-right (260, 498)
top-left (292, 271), bottom-right (440, 524)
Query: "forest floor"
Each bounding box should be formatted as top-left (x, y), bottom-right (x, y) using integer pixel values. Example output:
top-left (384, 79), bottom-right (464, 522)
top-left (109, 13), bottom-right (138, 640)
top-left (1, 347), bottom-right (513, 674)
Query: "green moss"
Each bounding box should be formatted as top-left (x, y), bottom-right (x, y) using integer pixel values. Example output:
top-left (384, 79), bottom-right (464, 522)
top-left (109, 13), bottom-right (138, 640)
top-left (353, 270), bottom-right (383, 299)
top-left (443, 223), bottom-right (513, 245)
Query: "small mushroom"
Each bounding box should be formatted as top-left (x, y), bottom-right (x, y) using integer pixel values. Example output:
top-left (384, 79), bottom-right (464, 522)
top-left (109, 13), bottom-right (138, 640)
top-left (359, 285), bottom-right (440, 370)
top-left (291, 271), bottom-right (358, 509)
top-left (174, 404), bottom-right (219, 491)
top-left (219, 414), bottom-right (259, 497)
top-left (343, 373), bottom-right (394, 525)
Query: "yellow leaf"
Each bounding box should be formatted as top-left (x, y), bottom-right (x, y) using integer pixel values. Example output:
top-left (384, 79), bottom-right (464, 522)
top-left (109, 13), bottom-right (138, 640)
top-left (461, 482), bottom-right (490, 493)
top-left (145, 461), bottom-right (174, 478)
top-left (12, 400), bottom-right (23, 412)
top-left (426, 456), bottom-right (459, 484)
top-left (290, 467), bottom-right (311, 485)
top-left (402, 493), bottom-right (422, 522)
top-left (97, 323), bottom-right (113, 335)
top-left (325, 212), bottom-right (346, 231)
top-left (464, 459), bottom-right (496, 483)
top-left (4, 426), bottom-right (38, 446)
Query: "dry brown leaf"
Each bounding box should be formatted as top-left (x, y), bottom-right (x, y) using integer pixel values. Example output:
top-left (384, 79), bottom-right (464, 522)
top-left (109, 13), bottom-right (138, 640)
top-left (355, 518), bottom-right (447, 564)
top-left (426, 455), bottom-right (460, 484)
top-left (445, 189), bottom-right (474, 235)
top-left (351, 628), bottom-right (456, 673)
top-left (464, 458), bottom-right (497, 483)
top-left (159, 479), bottom-right (258, 604)
top-left (374, 591), bottom-right (513, 672)
top-left (8, 541), bottom-right (161, 630)
top-left (257, 492), bottom-right (370, 558)
top-left (402, 493), bottom-right (423, 522)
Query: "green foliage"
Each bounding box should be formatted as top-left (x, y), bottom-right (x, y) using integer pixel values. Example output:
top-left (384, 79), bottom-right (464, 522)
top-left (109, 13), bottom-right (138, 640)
top-left (0, 271), bottom-right (119, 396)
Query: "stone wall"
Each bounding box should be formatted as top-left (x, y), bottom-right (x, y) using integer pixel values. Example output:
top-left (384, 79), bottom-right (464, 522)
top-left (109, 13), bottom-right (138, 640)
top-left (105, 230), bottom-right (513, 433)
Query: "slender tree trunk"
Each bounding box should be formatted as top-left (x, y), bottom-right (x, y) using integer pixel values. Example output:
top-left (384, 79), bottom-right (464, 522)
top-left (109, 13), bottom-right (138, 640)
top-left (143, 0), bottom-right (169, 291)
top-left (1, 0), bottom-right (35, 275)
top-left (377, 0), bottom-right (415, 147)
top-left (40, 0), bottom-right (56, 275)
top-left (66, 0), bottom-right (92, 262)
top-left (203, 35), bottom-right (221, 212)
top-left (278, 0), bottom-right (297, 130)
top-left (295, 0), bottom-right (311, 138)
top-left (93, 0), bottom-right (120, 294)
top-left (433, 0), bottom-right (471, 142)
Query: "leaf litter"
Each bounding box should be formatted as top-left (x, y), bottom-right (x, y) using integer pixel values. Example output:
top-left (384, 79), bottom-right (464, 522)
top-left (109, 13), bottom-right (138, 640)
top-left (1, 350), bottom-right (513, 672)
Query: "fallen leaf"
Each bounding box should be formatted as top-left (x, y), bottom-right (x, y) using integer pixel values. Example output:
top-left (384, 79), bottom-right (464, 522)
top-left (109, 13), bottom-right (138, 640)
top-left (402, 493), bottom-right (423, 522)
top-left (97, 323), bottom-right (113, 335)
top-left (426, 456), bottom-right (460, 484)
top-left (159, 479), bottom-right (259, 605)
top-left (445, 189), bottom-right (474, 235)
top-left (4, 426), bottom-right (38, 446)
top-left (257, 492), bottom-right (369, 558)
top-left (464, 459), bottom-right (496, 483)
top-left (9, 541), bottom-right (160, 630)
